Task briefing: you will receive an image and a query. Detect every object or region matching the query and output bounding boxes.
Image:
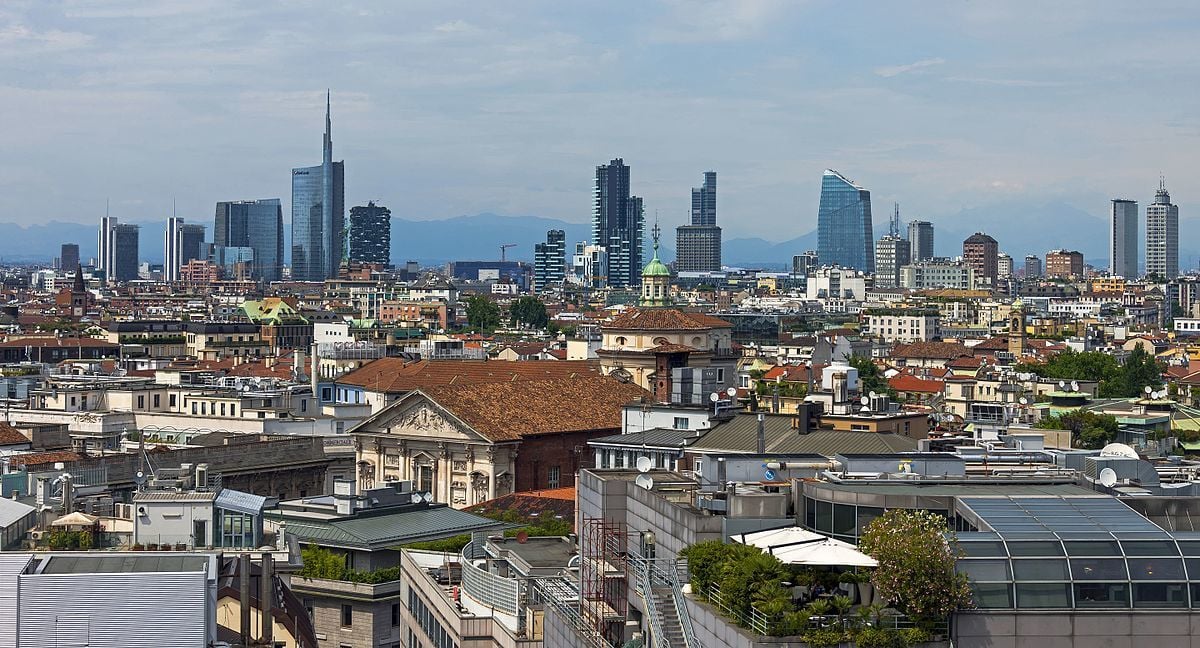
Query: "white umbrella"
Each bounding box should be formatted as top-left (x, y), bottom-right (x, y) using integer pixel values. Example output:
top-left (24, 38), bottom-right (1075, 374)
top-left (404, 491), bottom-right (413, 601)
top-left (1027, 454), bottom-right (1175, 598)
top-left (731, 526), bottom-right (825, 552)
top-left (772, 537), bottom-right (878, 567)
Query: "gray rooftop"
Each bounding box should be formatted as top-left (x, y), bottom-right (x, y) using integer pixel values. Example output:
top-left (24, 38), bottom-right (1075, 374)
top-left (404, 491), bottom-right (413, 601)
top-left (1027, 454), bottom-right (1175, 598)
top-left (690, 421), bottom-right (918, 455)
top-left (274, 504), bottom-right (509, 550)
top-left (40, 554), bottom-right (209, 575)
top-left (589, 428), bottom-right (697, 449)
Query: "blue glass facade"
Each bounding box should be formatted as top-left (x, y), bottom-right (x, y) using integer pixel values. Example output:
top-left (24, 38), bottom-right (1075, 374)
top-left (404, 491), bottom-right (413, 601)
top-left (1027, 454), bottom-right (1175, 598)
top-left (213, 199), bottom-right (283, 282)
top-left (817, 170), bottom-right (874, 273)
top-left (291, 93), bottom-right (345, 281)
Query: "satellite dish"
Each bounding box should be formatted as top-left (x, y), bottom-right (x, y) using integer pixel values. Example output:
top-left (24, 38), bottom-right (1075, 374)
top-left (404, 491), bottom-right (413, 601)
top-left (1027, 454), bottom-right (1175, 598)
top-left (635, 456), bottom-right (652, 473)
top-left (1071, 381), bottom-right (1079, 392)
top-left (860, 396), bottom-right (870, 405)
top-left (726, 387), bottom-right (738, 398)
top-left (1099, 443), bottom-right (1139, 459)
top-left (1058, 380), bottom-right (1066, 389)
top-left (635, 474), bottom-right (655, 490)
top-left (709, 392), bottom-right (720, 403)
top-left (1145, 385), bottom-right (1154, 395)
top-left (869, 391), bottom-right (878, 399)
top-left (1019, 397), bottom-right (1028, 406)
top-left (1098, 468), bottom-right (1118, 488)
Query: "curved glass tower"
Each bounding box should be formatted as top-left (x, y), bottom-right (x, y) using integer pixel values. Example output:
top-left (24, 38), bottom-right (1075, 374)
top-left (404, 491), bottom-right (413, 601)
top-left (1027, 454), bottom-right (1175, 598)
top-left (291, 91), bottom-right (345, 281)
top-left (817, 170), bottom-right (874, 273)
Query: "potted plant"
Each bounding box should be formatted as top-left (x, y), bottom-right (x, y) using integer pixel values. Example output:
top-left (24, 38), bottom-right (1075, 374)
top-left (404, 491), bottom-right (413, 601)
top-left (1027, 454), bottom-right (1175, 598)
top-left (174, 542), bottom-right (187, 551)
top-left (837, 572), bottom-right (859, 603)
top-left (829, 594), bottom-right (853, 628)
top-left (145, 543), bottom-right (158, 551)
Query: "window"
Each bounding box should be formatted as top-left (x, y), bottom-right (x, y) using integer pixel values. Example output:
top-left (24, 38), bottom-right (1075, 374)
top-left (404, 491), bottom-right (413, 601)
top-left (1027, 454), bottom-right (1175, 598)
top-left (547, 466), bottom-right (561, 489)
top-left (673, 417), bottom-right (688, 430)
top-left (137, 395), bottom-right (145, 409)
top-left (153, 394), bottom-right (160, 408)
top-left (191, 402), bottom-right (197, 415)
top-left (693, 459), bottom-right (703, 476)
top-left (169, 394), bottom-right (176, 407)
top-left (392, 602), bottom-right (401, 626)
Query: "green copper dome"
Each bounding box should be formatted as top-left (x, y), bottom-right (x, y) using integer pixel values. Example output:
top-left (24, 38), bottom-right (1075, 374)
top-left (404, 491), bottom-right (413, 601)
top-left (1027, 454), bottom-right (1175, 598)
top-left (642, 251), bottom-right (670, 277)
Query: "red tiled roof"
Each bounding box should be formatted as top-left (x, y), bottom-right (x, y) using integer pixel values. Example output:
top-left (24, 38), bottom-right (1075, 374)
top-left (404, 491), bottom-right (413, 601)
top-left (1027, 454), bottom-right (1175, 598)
top-left (419, 376), bottom-right (650, 442)
top-left (605, 308), bottom-right (731, 331)
top-left (0, 423), bottom-right (29, 447)
top-left (464, 488), bottom-right (576, 528)
top-left (890, 341), bottom-right (971, 360)
top-left (337, 359), bottom-right (598, 393)
top-left (10, 450), bottom-right (82, 469)
top-left (762, 364), bottom-right (824, 383)
top-left (888, 373), bottom-right (945, 394)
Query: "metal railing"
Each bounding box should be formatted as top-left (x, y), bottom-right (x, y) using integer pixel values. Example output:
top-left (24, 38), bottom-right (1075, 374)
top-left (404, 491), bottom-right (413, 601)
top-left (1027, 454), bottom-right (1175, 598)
top-left (459, 542), bottom-right (524, 617)
top-left (529, 576), bottom-right (617, 648)
top-left (630, 557), bottom-right (699, 648)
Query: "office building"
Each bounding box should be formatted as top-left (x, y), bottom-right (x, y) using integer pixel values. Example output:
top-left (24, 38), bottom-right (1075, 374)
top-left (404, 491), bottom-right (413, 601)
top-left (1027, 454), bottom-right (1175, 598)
top-left (214, 199), bottom-right (284, 282)
top-left (817, 169), bottom-right (874, 272)
top-left (907, 220), bottom-right (934, 262)
top-left (1045, 249), bottom-right (1084, 279)
top-left (1146, 180), bottom-right (1179, 280)
top-left (592, 158), bottom-right (644, 288)
top-left (59, 243), bottom-right (79, 272)
top-left (533, 229), bottom-right (567, 292)
top-left (792, 250), bottom-right (819, 277)
top-left (962, 232), bottom-right (999, 286)
top-left (1024, 255), bottom-right (1042, 279)
top-left (571, 241), bottom-right (608, 288)
top-left (873, 235), bottom-right (910, 289)
top-left (675, 171), bottom-right (722, 272)
top-left (348, 201), bottom-right (391, 265)
top-left (997, 253), bottom-right (1013, 279)
top-left (1110, 199), bottom-right (1139, 278)
top-left (900, 260), bottom-right (977, 290)
top-left (97, 217), bottom-right (139, 282)
top-left (292, 91), bottom-right (346, 281)
top-left (164, 217), bottom-right (206, 282)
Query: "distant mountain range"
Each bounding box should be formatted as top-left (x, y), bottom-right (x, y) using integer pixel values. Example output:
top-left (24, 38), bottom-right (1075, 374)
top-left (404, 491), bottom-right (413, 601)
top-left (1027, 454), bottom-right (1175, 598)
top-left (3, 204), bottom-right (1198, 270)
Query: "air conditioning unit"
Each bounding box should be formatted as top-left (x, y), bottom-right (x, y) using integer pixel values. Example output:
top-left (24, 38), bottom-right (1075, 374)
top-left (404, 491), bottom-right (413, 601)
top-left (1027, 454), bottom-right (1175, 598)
top-left (29, 530), bottom-right (43, 541)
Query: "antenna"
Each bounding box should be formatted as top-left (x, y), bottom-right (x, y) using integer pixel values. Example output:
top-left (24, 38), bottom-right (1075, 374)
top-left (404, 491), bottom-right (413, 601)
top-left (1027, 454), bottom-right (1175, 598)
top-left (1098, 468), bottom-right (1118, 488)
top-left (635, 474), bottom-right (655, 490)
top-left (635, 456), bottom-right (652, 473)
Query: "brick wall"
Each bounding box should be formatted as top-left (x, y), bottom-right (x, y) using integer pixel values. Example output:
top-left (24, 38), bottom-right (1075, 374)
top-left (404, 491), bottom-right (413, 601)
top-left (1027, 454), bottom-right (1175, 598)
top-left (516, 428), bottom-right (616, 492)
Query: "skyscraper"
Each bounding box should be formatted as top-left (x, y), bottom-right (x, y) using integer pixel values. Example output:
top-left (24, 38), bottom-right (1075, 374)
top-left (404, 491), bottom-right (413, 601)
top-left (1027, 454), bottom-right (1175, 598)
top-left (1024, 255), bottom-right (1042, 279)
top-left (292, 91), bottom-right (345, 281)
top-left (59, 244), bottom-right (79, 272)
top-left (348, 201), bottom-right (391, 265)
top-left (962, 233), bottom-right (999, 286)
top-left (533, 229), bottom-right (566, 292)
top-left (214, 199), bottom-right (284, 282)
top-left (1110, 199), bottom-right (1139, 278)
top-left (873, 236), bottom-right (910, 289)
top-left (97, 217), bottom-right (139, 282)
top-left (817, 170), bottom-right (874, 272)
top-left (592, 158), bottom-right (644, 288)
top-left (164, 217), bottom-right (206, 282)
top-left (907, 220), bottom-right (934, 262)
top-left (1146, 180), bottom-right (1179, 280)
top-left (675, 171), bottom-right (722, 273)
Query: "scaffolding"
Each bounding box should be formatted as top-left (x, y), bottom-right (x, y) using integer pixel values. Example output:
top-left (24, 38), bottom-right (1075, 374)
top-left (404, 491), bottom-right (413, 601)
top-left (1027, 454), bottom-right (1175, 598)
top-left (580, 517), bottom-right (629, 646)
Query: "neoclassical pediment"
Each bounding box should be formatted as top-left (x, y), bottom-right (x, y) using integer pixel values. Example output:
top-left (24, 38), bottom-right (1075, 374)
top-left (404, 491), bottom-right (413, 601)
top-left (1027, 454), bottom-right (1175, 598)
top-left (372, 397), bottom-right (489, 443)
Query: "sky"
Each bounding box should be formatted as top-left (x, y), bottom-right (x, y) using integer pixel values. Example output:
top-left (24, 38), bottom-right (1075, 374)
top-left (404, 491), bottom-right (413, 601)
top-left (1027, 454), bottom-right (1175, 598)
top-left (1, 0), bottom-right (1199, 242)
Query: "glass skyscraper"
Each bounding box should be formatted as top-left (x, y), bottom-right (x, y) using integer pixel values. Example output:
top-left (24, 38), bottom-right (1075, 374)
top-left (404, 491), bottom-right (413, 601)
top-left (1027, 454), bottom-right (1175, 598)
top-left (214, 199), bottom-right (284, 282)
top-left (592, 158), bottom-right (644, 288)
top-left (292, 92), bottom-right (345, 281)
top-left (817, 170), bottom-right (874, 272)
top-left (675, 171), bottom-right (722, 272)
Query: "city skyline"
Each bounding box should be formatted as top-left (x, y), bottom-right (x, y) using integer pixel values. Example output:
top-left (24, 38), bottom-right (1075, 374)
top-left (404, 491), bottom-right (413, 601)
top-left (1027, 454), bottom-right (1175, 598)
top-left (3, 3), bottom-right (1200, 245)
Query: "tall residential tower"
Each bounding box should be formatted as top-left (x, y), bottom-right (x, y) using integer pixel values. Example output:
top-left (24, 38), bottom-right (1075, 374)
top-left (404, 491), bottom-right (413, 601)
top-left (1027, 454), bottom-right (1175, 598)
top-left (1110, 199), bottom-right (1139, 278)
top-left (675, 171), bottom-right (722, 272)
top-left (348, 201), bottom-right (391, 265)
top-left (292, 91), bottom-right (345, 281)
top-left (817, 170), bottom-right (874, 272)
top-left (592, 158), bottom-right (644, 288)
top-left (907, 220), bottom-right (934, 262)
top-left (533, 229), bottom-right (567, 292)
top-left (1146, 180), bottom-right (1179, 280)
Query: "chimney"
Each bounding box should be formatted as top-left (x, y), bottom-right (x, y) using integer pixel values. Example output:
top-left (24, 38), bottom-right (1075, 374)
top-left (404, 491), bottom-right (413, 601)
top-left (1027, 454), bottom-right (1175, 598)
top-left (239, 553), bottom-right (252, 643)
top-left (260, 553), bottom-right (275, 645)
top-left (756, 412), bottom-right (766, 454)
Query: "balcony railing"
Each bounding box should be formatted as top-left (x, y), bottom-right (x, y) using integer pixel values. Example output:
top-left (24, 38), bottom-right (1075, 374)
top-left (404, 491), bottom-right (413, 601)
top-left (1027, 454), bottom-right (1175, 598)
top-left (460, 542), bottom-right (525, 618)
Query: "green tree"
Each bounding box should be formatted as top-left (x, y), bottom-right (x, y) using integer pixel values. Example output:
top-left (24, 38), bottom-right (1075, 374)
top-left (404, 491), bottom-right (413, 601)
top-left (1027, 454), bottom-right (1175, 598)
top-left (298, 545), bottom-right (348, 579)
top-left (508, 296), bottom-right (549, 329)
top-left (848, 354), bottom-right (894, 398)
top-left (465, 295), bottom-right (501, 330)
top-left (859, 510), bottom-right (973, 629)
top-left (1035, 410), bottom-right (1119, 449)
top-left (1100, 345), bottom-right (1161, 398)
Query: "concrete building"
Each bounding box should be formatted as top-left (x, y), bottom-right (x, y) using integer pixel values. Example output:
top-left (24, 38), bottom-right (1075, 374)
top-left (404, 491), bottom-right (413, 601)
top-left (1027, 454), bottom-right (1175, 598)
top-left (805, 266), bottom-right (868, 301)
top-left (1045, 249), bottom-right (1085, 279)
top-left (675, 170), bottom-right (722, 273)
top-left (963, 232), bottom-right (999, 287)
top-left (873, 235), bottom-right (910, 289)
top-left (900, 260), bottom-right (977, 290)
top-left (1024, 254), bottom-right (1042, 279)
top-left (570, 241), bottom-right (608, 288)
top-left (593, 158), bottom-right (644, 288)
top-left (908, 220), bottom-right (934, 262)
top-left (1111, 198), bottom-right (1139, 278)
top-left (792, 250), bottom-right (819, 277)
top-left (1146, 179), bottom-right (1180, 279)
top-left (861, 308), bottom-right (941, 343)
top-left (997, 253), bottom-right (1013, 279)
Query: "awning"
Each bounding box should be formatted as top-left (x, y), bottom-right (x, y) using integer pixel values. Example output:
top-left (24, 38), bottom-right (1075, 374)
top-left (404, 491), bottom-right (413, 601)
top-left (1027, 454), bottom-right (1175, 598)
top-left (731, 526), bottom-right (826, 552)
top-left (51, 511), bottom-right (98, 527)
top-left (771, 537), bottom-right (878, 567)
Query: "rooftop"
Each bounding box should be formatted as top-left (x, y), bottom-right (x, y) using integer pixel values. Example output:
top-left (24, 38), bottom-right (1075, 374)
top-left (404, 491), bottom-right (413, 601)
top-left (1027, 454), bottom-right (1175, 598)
top-left (39, 554), bottom-right (210, 574)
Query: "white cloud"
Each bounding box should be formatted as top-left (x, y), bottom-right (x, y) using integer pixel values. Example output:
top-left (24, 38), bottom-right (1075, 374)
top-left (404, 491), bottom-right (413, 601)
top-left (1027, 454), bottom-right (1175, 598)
top-left (874, 57), bottom-right (945, 78)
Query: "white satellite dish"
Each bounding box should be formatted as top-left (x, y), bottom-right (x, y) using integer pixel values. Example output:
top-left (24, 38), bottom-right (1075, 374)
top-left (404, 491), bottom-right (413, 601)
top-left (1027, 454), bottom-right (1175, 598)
top-left (869, 391), bottom-right (878, 400)
top-left (1145, 385), bottom-right (1154, 395)
top-left (1058, 380), bottom-right (1066, 389)
top-left (1071, 381), bottom-right (1079, 392)
top-left (1019, 397), bottom-right (1028, 406)
top-left (860, 395), bottom-right (870, 405)
top-left (635, 456), bottom-right (652, 473)
top-left (1098, 468), bottom-right (1118, 488)
top-left (635, 474), bottom-right (655, 491)
top-left (1099, 443), bottom-right (1139, 459)
top-left (709, 392), bottom-right (720, 403)
top-left (726, 386), bottom-right (738, 398)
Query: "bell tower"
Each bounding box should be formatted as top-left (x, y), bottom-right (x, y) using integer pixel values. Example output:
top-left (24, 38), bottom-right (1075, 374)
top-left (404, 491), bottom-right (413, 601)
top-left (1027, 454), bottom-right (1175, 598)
top-left (1008, 298), bottom-right (1026, 358)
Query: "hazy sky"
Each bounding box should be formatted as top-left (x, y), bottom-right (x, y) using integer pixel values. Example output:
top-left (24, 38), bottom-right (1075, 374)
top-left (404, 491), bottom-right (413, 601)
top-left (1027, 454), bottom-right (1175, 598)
top-left (2, 0), bottom-right (1198, 241)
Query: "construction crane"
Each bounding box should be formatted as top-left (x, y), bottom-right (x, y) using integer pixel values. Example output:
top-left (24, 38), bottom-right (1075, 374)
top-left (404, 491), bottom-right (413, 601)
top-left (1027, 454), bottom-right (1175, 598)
top-left (500, 244), bottom-right (517, 262)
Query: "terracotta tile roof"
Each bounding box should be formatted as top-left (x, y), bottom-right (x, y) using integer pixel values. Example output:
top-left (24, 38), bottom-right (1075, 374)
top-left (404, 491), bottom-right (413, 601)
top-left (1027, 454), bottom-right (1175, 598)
top-left (0, 337), bottom-right (117, 349)
top-left (971, 336), bottom-right (1011, 351)
top-left (947, 356), bottom-right (985, 369)
top-left (421, 376), bottom-right (650, 442)
top-left (890, 341), bottom-right (971, 360)
top-left (545, 349), bottom-right (567, 360)
top-left (338, 359), bottom-right (598, 393)
top-left (644, 343), bottom-right (700, 354)
top-left (762, 364), bottom-right (824, 382)
top-left (10, 450), bottom-right (82, 469)
top-left (888, 373), bottom-right (945, 394)
top-left (605, 308), bottom-right (731, 331)
top-left (0, 423), bottom-right (29, 447)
